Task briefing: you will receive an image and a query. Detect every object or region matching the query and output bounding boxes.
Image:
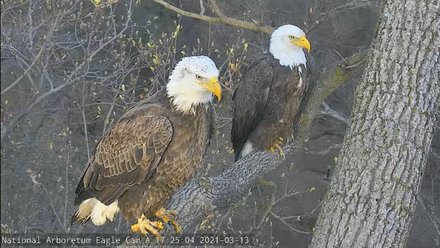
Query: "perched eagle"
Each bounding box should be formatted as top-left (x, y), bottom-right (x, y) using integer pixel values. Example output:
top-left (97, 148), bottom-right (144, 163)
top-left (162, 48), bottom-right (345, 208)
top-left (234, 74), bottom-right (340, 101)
top-left (231, 25), bottom-right (311, 161)
top-left (72, 56), bottom-right (221, 237)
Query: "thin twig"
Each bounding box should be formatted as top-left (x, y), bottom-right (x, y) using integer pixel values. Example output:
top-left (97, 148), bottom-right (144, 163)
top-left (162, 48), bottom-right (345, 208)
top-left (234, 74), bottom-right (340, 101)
top-left (199, 0), bottom-right (205, 15)
top-left (80, 83), bottom-right (91, 160)
top-left (63, 151), bottom-right (70, 230)
top-left (1, 47), bottom-right (44, 95)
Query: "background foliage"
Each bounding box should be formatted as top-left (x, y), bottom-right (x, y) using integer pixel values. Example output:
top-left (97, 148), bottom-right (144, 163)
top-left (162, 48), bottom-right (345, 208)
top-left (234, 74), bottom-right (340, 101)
top-left (1, 0), bottom-right (438, 247)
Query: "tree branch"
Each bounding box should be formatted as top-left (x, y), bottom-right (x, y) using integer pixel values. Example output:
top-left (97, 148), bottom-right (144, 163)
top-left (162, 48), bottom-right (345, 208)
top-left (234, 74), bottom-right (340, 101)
top-left (152, 0), bottom-right (274, 34)
top-left (320, 102), bottom-right (350, 124)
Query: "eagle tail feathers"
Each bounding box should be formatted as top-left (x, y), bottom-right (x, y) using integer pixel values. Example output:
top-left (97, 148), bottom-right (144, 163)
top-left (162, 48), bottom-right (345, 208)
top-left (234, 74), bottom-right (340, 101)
top-left (71, 198), bottom-right (120, 226)
top-left (235, 141), bottom-right (254, 161)
top-left (71, 198), bottom-right (96, 224)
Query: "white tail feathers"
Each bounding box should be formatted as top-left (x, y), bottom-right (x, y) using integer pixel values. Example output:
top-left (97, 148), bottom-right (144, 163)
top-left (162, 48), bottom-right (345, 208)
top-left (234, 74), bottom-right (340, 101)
top-left (239, 141), bottom-right (254, 159)
top-left (74, 198), bottom-right (119, 226)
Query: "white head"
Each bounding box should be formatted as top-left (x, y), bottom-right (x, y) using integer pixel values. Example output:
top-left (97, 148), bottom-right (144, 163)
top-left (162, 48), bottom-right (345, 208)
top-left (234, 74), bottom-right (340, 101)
top-left (269, 25), bottom-right (311, 69)
top-left (166, 56), bottom-right (221, 113)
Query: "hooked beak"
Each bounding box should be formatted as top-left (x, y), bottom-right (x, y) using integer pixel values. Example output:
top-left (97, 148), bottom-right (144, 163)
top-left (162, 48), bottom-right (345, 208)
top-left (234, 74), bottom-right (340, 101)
top-left (292, 35), bottom-right (311, 53)
top-left (200, 77), bottom-right (222, 101)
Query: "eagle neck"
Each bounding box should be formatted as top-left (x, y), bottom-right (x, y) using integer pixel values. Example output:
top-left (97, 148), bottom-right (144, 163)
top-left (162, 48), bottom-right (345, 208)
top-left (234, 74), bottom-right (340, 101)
top-left (269, 42), bottom-right (306, 69)
top-left (165, 94), bottom-right (208, 116)
top-left (166, 79), bottom-right (213, 115)
top-left (168, 96), bottom-right (209, 115)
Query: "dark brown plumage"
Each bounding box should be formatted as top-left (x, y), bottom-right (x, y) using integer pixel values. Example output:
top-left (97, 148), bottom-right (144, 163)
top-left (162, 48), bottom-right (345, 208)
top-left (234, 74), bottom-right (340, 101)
top-left (72, 91), bottom-right (212, 223)
top-left (231, 54), bottom-right (308, 160)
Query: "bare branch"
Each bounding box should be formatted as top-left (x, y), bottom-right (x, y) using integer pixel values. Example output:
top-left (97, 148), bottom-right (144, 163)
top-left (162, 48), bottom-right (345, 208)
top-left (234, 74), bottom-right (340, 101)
top-left (305, 143), bottom-right (342, 156)
top-left (320, 102), bottom-right (350, 124)
top-left (269, 211), bottom-right (312, 235)
top-left (153, 0), bottom-right (274, 34)
top-left (80, 83), bottom-right (91, 160)
top-left (333, 0), bottom-right (376, 12)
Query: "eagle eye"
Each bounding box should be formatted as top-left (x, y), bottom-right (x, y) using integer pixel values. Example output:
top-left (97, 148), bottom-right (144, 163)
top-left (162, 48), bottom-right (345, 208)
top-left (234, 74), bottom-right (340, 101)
top-left (196, 75), bottom-right (204, 80)
top-left (288, 35), bottom-right (295, 39)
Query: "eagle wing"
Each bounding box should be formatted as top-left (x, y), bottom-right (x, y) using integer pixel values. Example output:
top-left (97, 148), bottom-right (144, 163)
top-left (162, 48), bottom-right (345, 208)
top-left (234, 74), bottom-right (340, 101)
top-left (231, 57), bottom-right (274, 160)
top-left (74, 111), bottom-right (173, 205)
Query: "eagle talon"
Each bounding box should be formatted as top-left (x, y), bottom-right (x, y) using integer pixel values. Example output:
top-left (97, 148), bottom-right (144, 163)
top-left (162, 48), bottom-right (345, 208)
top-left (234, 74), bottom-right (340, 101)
top-left (131, 214), bottom-right (164, 237)
top-left (267, 137), bottom-right (285, 158)
top-left (274, 144), bottom-right (285, 159)
top-left (167, 209), bottom-right (178, 217)
top-left (155, 208), bottom-right (182, 234)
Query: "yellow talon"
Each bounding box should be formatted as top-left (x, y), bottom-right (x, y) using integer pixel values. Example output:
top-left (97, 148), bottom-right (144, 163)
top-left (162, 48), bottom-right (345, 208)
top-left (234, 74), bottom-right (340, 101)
top-left (155, 208), bottom-right (182, 234)
top-left (273, 144), bottom-right (285, 158)
top-left (131, 214), bottom-right (164, 238)
top-left (267, 137), bottom-right (285, 158)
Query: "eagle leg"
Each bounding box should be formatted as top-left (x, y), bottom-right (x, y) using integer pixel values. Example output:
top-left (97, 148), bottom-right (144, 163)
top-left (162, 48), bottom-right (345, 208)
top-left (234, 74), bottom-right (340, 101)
top-left (267, 137), bottom-right (285, 158)
top-left (131, 214), bottom-right (164, 239)
top-left (155, 208), bottom-right (182, 234)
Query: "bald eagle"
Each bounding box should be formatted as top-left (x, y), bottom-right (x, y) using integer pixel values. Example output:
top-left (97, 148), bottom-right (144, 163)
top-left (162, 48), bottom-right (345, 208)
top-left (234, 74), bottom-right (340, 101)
top-left (72, 56), bottom-right (221, 237)
top-left (232, 25), bottom-right (311, 160)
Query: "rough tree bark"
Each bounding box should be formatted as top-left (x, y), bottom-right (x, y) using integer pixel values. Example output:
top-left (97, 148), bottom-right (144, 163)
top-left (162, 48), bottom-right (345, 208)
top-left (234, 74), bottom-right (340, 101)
top-left (309, 1), bottom-right (440, 247)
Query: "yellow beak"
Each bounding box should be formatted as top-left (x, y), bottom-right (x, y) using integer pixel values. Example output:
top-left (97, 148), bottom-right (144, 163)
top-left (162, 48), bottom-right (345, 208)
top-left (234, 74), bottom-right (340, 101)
top-left (292, 35), bottom-right (311, 53)
top-left (200, 77), bottom-right (222, 101)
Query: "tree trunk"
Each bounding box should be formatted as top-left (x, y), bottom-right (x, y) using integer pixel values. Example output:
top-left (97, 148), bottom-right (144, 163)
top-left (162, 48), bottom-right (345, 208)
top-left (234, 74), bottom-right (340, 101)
top-left (309, 1), bottom-right (439, 248)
